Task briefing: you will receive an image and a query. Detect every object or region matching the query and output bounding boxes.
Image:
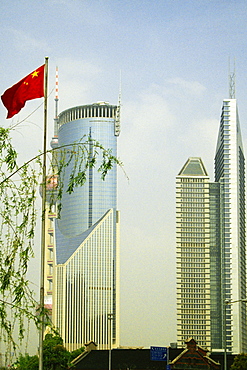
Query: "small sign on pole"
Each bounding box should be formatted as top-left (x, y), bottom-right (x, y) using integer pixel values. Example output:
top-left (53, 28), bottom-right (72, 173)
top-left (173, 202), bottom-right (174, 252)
top-left (150, 346), bottom-right (167, 361)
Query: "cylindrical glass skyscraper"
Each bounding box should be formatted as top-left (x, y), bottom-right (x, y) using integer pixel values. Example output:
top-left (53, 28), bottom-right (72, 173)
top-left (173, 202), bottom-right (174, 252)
top-left (57, 103), bottom-right (118, 237)
top-left (53, 102), bottom-right (120, 350)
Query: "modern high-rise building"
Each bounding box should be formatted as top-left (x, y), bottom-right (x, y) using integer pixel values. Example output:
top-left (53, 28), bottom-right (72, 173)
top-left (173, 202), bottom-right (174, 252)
top-left (215, 98), bottom-right (246, 353)
top-left (176, 158), bottom-right (215, 349)
top-left (50, 102), bottom-right (120, 351)
top-left (176, 97), bottom-right (246, 353)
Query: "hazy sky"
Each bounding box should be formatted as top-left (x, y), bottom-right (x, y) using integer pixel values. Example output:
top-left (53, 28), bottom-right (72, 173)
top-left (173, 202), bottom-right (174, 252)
top-left (1, 0), bottom-right (247, 352)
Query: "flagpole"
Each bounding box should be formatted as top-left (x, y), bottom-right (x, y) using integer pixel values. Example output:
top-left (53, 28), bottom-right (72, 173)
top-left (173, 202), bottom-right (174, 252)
top-left (39, 56), bottom-right (48, 370)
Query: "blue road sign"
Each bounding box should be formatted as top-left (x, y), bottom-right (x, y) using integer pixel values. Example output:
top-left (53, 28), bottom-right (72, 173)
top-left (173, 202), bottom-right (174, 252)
top-left (150, 346), bottom-right (167, 361)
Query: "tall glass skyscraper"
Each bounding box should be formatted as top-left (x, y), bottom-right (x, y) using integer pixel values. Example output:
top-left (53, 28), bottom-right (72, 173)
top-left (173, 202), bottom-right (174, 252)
top-left (215, 98), bottom-right (246, 353)
top-left (176, 98), bottom-right (246, 353)
top-left (176, 157), bottom-right (213, 349)
top-left (52, 102), bottom-right (120, 351)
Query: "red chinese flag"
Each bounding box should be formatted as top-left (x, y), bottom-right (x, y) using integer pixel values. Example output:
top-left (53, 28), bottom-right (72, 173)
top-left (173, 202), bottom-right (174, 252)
top-left (1, 64), bottom-right (45, 119)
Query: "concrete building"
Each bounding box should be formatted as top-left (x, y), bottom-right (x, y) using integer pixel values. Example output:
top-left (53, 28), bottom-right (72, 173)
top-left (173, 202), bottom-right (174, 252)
top-left (176, 157), bottom-right (214, 349)
top-left (176, 96), bottom-right (247, 353)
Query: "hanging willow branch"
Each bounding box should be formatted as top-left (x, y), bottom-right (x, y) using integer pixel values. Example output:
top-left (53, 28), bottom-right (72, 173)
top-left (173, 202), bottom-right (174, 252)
top-left (0, 127), bottom-right (125, 351)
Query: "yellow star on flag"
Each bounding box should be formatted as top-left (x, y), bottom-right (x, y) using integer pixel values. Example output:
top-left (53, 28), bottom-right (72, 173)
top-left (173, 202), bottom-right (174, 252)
top-left (31, 70), bottom-right (39, 78)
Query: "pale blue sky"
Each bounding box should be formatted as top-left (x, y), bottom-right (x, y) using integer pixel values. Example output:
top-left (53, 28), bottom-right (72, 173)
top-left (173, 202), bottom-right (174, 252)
top-left (1, 0), bottom-right (247, 351)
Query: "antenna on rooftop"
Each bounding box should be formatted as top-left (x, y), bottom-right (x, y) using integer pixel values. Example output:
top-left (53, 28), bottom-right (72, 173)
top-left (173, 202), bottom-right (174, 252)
top-left (50, 66), bottom-right (59, 150)
top-left (228, 57), bottom-right (236, 99)
top-left (54, 66), bottom-right (59, 135)
top-left (115, 70), bottom-right (121, 136)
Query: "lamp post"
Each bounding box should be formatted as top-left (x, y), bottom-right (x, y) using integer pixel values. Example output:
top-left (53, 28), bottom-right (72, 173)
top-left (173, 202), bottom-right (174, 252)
top-left (224, 298), bottom-right (247, 370)
top-left (108, 313), bottom-right (113, 370)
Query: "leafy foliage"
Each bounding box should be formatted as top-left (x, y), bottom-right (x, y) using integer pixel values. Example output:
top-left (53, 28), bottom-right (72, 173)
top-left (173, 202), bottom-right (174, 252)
top-left (231, 353), bottom-right (247, 370)
top-left (14, 353), bottom-right (39, 370)
top-left (0, 127), bottom-right (123, 351)
top-left (0, 127), bottom-right (41, 349)
top-left (14, 333), bottom-right (83, 370)
top-left (42, 334), bottom-right (71, 370)
top-left (50, 135), bottom-right (124, 216)
top-left (70, 346), bottom-right (85, 361)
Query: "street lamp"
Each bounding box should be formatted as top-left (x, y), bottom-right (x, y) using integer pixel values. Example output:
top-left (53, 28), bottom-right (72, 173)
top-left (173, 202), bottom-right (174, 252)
top-left (224, 298), bottom-right (247, 370)
top-left (108, 313), bottom-right (113, 370)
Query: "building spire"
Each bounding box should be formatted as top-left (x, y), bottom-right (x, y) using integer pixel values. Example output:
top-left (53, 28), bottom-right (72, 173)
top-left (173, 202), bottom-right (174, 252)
top-left (50, 66), bottom-right (59, 149)
top-left (115, 70), bottom-right (121, 136)
top-left (228, 58), bottom-right (236, 99)
top-left (54, 66), bottom-right (59, 136)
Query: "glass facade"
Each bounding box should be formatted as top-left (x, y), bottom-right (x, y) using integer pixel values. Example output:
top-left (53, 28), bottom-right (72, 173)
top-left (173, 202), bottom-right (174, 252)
top-left (214, 99), bottom-right (247, 353)
top-left (52, 103), bottom-right (120, 350)
top-left (57, 104), bottom-right (118, 238)
top-left (209, 182), bottom-right (222, 349)
top-left (53, 209), bottom-right (120, 351)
